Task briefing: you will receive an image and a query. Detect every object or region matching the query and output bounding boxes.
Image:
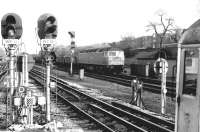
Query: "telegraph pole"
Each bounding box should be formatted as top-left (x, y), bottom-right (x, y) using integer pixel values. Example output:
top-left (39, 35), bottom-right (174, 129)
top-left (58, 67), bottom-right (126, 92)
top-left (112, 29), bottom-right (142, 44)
top-left (68, 31), bottom-right (75, 76)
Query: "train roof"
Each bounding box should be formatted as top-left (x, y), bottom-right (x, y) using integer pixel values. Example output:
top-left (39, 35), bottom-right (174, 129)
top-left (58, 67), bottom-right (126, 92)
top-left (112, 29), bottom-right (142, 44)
top-left (79, 47), bottom-right (122, 53)
top-left (179, 19), bottom-right (200, 45)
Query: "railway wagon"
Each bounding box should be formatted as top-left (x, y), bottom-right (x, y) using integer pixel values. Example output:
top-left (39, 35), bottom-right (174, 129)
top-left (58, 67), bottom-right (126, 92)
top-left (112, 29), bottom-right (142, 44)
top-left (56, 54), bottom-right (78, 71)
top-left (77, 47), bottom-right (124, 74)
top-left (56, 56), bottom-right (65, 66)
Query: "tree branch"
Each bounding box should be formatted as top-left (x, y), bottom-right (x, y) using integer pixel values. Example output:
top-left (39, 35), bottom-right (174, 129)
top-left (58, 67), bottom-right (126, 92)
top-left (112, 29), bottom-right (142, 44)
top-left (160, 14), bottom-right (166, 31)
top-left (146, 22), bottom-right (159, 36)
top-left (146, 11), bottom-right (176, 47)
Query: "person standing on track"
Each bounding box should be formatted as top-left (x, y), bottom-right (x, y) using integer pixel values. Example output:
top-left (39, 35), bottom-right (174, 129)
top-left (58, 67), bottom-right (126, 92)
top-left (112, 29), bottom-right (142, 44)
top-left (130, 78), bottom-right (138, 105)
top-left (135, 79), bottom-right (144, 108)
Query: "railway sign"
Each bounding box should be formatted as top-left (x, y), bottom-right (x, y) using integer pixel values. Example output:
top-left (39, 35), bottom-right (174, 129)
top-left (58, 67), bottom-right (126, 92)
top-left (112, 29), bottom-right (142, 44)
top-left (41, 39), bottom-right (56, 45)
top-left (19, 86), bottom-right (25, 93)
top-left (50, 82), bottom-right (56, 88)
top-left (154, 58), bottom-right (168, 74)
top-left (3, 39), bottom-right (20, 45)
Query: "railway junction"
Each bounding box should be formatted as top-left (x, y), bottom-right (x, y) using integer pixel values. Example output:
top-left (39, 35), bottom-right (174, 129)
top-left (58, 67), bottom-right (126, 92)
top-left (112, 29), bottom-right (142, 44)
top-left (0, 12), bottom-right (199, 132)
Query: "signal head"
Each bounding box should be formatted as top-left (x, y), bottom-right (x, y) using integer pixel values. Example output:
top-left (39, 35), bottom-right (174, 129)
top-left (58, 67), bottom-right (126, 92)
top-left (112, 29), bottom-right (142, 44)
top-left (37, 14), bottom-right (57, 39)
top-left (1, 13), bottom-right (23, 39)
top-left (68, 31), bottom-right (75, 38)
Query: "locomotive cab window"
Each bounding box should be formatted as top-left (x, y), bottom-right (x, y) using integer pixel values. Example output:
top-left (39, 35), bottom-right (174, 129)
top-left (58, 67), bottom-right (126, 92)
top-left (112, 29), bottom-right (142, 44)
top-left (183, 48), bottom-right (199, 96)
top-left (109, 51), bottom-right (116, 56)
top-left (104, 52), bottom-right (108, 56)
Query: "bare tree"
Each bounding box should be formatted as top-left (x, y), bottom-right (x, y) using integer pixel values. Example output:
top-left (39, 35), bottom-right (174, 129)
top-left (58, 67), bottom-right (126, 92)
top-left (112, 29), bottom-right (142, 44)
top-left (146, 11), bottom-right (176, 48)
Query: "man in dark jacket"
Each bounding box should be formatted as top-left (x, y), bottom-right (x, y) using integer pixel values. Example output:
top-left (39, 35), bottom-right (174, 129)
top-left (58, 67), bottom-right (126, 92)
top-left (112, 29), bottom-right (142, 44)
top-left (130, 78), bottom-right (138, 105)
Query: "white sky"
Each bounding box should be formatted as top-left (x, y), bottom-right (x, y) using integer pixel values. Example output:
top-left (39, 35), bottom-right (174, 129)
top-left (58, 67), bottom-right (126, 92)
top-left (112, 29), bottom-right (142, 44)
top-left (0, 0), bottom-right (199, 53)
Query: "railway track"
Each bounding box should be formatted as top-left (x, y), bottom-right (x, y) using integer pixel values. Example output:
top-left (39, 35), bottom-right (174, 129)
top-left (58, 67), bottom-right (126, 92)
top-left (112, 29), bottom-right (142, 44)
top-left (116, 73), bottom-right (176, 87)
top-left (0, 63), bottom-right (10, 127)
top-left (36, 64), bottom-right (176, 97)
top-left (85, 72), bottom-right (176, 97)
top-left (30, 66), bottom-right (175, 132)
top-left (0, 63), bottom-right (9, 81)
top-left (31, 70), bottom-right (114, 131)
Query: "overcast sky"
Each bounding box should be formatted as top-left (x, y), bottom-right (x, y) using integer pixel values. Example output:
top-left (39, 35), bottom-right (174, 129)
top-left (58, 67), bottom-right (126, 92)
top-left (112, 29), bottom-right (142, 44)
top-left (0, 0), bottom-right (199, 53)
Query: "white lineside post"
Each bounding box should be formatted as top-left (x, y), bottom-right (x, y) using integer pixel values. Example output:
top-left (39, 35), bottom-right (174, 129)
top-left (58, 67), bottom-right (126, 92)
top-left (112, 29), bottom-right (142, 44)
top-left (69, 31), bottom-right (75, 75)
top-left (15, 68), bottom-right (18, 87)
top-left (24, 54), bottom-right (28, 86)
top-left (70, 57), bottom-right (73, 75)
top-left (161, 60), bottom-right (167, 114)
top-left (46, 62), bottom-right (51, 122)
top-left (22, 54), bottom-right (25, 86)
top-left (9, 48), bottom-right (15, 121)
top-left (145, 64), bottom-right (149, 77)
top-left (30, 105), bottom-right (33, 124)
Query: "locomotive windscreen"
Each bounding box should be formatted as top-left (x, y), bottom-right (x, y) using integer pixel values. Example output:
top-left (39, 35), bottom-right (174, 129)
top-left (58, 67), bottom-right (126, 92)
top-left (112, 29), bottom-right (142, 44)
top-left (183, 48), bottom-right (198, 96)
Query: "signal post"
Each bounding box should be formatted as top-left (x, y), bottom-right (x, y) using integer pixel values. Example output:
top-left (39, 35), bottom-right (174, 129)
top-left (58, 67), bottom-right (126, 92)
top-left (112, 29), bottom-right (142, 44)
top-left (37, 14), bottom-right (57, 122)
top-left (154, 58), bottom-right (168, 114)
top-left (1, 13), bottom-right (23, 123)
top-left (161, 59), bottom-right (168, 114)
top-left (68, 31), bottom-right (75, 75)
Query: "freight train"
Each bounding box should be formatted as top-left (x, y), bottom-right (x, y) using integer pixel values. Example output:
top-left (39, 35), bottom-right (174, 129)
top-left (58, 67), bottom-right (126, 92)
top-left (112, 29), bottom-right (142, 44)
top-left (58, 47), bottom-right (125, 74)
top-left (35, 46), bottom-right (125, 74)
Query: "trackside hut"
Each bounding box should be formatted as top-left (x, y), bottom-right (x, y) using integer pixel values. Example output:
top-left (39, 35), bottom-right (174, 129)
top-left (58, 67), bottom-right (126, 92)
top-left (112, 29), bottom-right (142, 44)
top-left (128, 45), bottom-right (177, 78)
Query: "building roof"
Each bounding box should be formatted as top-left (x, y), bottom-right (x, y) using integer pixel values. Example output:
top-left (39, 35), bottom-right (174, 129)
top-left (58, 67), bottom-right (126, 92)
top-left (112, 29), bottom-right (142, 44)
top-left (128, 47), bottom-right (177, 60)
top-left (179, 19), bottom-right (200, 45)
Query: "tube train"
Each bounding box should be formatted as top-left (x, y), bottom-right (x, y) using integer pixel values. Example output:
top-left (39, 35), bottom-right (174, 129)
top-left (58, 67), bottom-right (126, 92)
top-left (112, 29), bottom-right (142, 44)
top-left (35, 46), bottom-right (125, 74)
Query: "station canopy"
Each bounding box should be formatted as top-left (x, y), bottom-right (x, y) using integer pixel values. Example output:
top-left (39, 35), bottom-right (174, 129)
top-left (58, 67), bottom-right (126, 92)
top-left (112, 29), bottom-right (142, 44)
top-left (179, 19), bottom-right (200, 44)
